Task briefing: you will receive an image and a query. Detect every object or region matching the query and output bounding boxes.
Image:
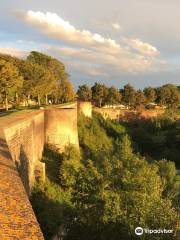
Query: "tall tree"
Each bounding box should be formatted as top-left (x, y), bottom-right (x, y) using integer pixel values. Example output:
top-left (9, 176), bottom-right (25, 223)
top-left (27, 51), bottom-right (66, 81)
top-left (157, 84), bottom-right (180, 107)
top-left (135, 89), bottom-right (146, 108)
top-left (91, 83), bottom-right (108, 107)
top-left (144, 87), bottom-right (157, 103)
top-left (77, 84), bottom-right (92, 101)
top-left (122, 84), bottom-right (136, 107)
top-left (106, 86), bottom-right (122, 105)
top-left (27, 51), bottom-right (74, 103)
top-left (60, 79), bottom-right (75, 103)
top-left (20, 61), bottom-right (54, 106)
top-left (0, 59), bottom-right (23, 110)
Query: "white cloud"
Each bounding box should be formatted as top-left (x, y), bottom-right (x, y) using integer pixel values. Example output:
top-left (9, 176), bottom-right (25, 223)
top-left (46, 45), bottom-right (165, 79)
top-left (16, 10), bottom-right (165, 78)
top-left (124, 38), bottom-right (160, 57)
top-left (17, 10), bottom-right (121, 51)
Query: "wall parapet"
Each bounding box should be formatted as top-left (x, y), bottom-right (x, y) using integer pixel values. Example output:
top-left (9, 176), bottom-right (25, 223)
top-left (1, 110), bottom-right (45, 193)
top-left (0, 104), bottom-right (80, 239)
top-left (0, 129), bottom-right (44, 239)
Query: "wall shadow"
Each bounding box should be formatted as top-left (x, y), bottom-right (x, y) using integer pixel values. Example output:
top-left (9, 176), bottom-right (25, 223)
top-left (15, 144), bottom-right (30, 194)
top-left (42, 145), bottom-right (63, 184)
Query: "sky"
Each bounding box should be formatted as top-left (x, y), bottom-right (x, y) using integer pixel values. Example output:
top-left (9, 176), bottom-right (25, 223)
top-left (0, 0), bottom-right (180, 89)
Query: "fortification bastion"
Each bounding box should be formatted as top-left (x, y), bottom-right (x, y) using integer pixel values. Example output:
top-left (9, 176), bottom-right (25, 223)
top-left (45, 108), bottom-right (79, 152)
top-left (78, 101), bottom-right (92, 118)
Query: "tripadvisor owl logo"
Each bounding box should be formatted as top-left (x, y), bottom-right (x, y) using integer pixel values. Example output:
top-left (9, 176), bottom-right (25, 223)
top-left (135, 227), bottom-right (174, 236)
top-left (135, 227), bottom-right (143, 235)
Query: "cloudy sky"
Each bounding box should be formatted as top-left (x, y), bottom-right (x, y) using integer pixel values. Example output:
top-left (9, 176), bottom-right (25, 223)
top-left (0, 0), bottom-right (180, 89)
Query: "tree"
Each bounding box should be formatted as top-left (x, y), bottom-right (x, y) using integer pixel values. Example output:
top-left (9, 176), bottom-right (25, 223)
top-left (77, 84), bottom-right (92, 101)
top-left (20, 61), bottom-right (55, 106)
top-left (135, 89), bottom-right (146, 108)
top-left (60, 79), bottom-right (75, 103)
top-left (69, 133), bottom-right (178, 240)
top-left (106, 86), bottom-right (122, 105)
top-left (157, 84), bottom-right (180, 107)
top-left (59, 145), bottom-right (81, 189)
top-left (27, 51), bottom-right (74, 104)
top-left (144, 87), bottom-right (156, 103)
top-left (0, 59), bottom-right (23, 110)
top-left (122, 84), bottom-right (136, 107)
top-left (31, 113), bottom-right (179, 240)
top-left (27, 51), bottom-right (66, 82)
top-left (91, 83), bottom-right (108, 107)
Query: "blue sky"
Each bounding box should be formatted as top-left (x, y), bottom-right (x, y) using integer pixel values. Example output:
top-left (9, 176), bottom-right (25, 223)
top-left (0, 0), bottom-right (180, 89)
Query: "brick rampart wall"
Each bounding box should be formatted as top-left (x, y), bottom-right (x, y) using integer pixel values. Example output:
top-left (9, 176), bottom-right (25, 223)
top-left (0, 129), bottom-right (44, 239)
top-left (1, 111), bottom-right (45, 194)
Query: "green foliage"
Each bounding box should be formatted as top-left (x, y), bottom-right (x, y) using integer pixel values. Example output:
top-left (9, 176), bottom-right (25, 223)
top-left (77, 84), bottom-right (92, 101)
top-left (144, 87), bottom-right (157, 103)
top-left (124, 112), bottom-right (180, 168)
top-left (31, 113), bottom-right (179, 240)
top-left (27, 51), bottom-right (75, 104)
top-left (59, 145), bottom-right (81, 189)
top-left (157, 84), bottom-right (180, 107)
top-left (135, 89), bottom-right (146, 107)
top-left (0, 59), bottom-right (23, 109)
top-left (91, 82), bottom-right (108, 107)
top-left (106, 86), bottom-right (122, 105)
top-left (122, 83), bottom-right (136, 107)
top-left (77, 82), bottom-right (180, 109)
top-left (30, 180), bottom-right (73, 240)
top-left (0, 51), bottom-right (75, 110)
top-left (78, 113), bottom-right (113, 160)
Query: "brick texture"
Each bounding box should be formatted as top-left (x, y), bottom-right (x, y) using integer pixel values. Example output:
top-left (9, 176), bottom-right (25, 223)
top-left (0, 132), bottom-right (44, 239)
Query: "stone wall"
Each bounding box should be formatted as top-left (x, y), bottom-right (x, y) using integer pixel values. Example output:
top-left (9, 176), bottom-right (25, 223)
top-left (0, 105), bottom-right (80, 192)
top-left (1, 110), bottom-right (45, 194)
top-left (0, 129), bottom-right (44, 239)
top-left (45, 108), bottom-right (79, 152)
top-left (0, 104), bottom-right (80, 239)
top-left (78, 101), bottom-right (92, 118)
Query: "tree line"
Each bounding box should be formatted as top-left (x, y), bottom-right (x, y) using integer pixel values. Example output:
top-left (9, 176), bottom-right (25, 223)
top-left (1, 50), bottom-right (179, 111)
top-left (77, 83), bottom-right (180, 108)
top-left (0, 51), bottom-right (75, 110)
